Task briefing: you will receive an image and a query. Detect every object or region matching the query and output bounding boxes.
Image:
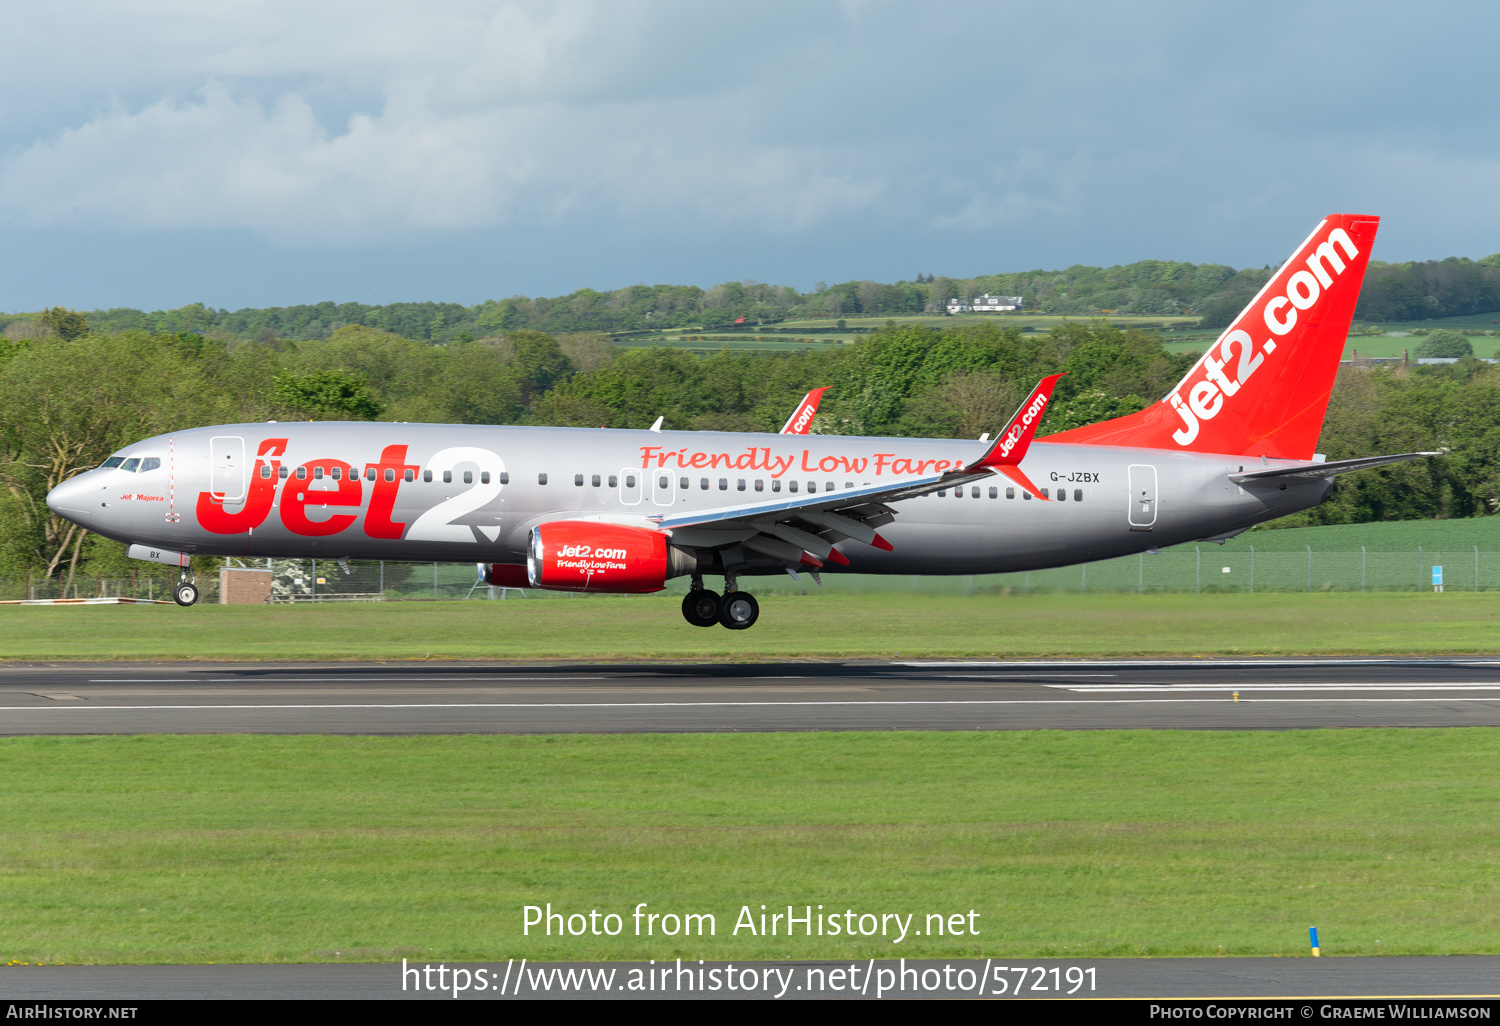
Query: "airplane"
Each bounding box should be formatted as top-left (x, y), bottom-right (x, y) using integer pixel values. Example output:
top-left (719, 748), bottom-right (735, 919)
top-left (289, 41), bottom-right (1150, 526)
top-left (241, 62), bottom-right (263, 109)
top-left (46, 214), bottom-right (1434, 629)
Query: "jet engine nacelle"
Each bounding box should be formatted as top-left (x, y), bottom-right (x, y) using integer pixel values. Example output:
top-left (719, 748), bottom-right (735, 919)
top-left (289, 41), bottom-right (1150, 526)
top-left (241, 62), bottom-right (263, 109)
top-left (527, 521), bottom-right (692, 592)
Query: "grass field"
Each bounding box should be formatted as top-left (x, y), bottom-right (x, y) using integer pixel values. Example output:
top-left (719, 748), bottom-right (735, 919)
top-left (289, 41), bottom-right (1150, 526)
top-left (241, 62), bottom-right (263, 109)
top-left (3, 591), bottom-right (1500, 661)
top-left (1, 729), bottom-right (1495, 963)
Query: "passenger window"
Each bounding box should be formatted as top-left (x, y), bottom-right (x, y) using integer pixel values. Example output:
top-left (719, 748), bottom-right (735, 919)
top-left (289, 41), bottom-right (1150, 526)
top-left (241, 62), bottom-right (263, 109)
top-left (1056, 488), bottom-right (1066, 502)
top-left (807, 481), bottom-right (817, 494)
top-left (718, 478), bottom-right (727, 490)
top-left (366, 468), bottom-right (375, 481)
top-left (658, 475), bottom-right (669, 489)
top-left (789, 481), bottom-right (798, 493)
top-left (332, 467), bottom-right (342, 481)
top-left (1006, 487), bottom-right (1014, 499)
top-left (283, 466), bottom-right (292, 480)
top-left (755, 480), bottom-right (764, 492)
top-left (1074, 489), bottom-right (1083, 502)
top-left (464, 471), bottom-right (473, 484)
top-left (538, 473), bottom-right (548, 485)
top-left (772, 480), bottom-right (781, 492)
top-left (399, 469), bottom-right (410, 482)
top-left (700, 478), bottom-right (709, 490)
top-left (736, 479), bottom-right (745, 491)
top-left (481, 471), bottom-right (490, 484)
top-left (500, 472), bottom-right (509, 485)
top-left (443, 470), bottom-right (452, 484)
top-left (825, 481), bottom-right (834, 492)
top-left (121, 458), bottom-right (140, 473)
top-left (140, 457), bottom-right (161, 472)
top-left (575, 474), bottom-right (584, 486)
top-left (297, 466), bottom-right (308, 480)
top-left (989, 487), bottom-right (997, 499)
top-left (592, 475), bottom-right (601, 487)
top-left (422, 470), bottom-right (431, 482)
top-left (314, 467), bottom-right (324, 480)
top-left (260, 465), bottom-right (271, 479)
top-left (938, 490), bottom-right (947, 497)
top-left (384, 468), bottom-right (395, 482)
top-left (971, 486), bottom-right (980, 498)
top-left (609, 475), bottom-right (618, 488)
top-left (1022, 490), bottom-right (1032, 500)
top-left (1041, 488), bottom-right (1049, 499)
top-left (680, 477), bottom-right (689, 489)
top-left (101, 457), bottom-right (125, 469)
top-left (626, 474), bottom-right (637, 488)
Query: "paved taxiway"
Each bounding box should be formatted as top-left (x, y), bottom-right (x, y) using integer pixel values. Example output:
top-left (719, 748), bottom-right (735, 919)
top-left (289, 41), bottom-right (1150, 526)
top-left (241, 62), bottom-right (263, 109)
top-left (2, 956), bottom-right (1497, 1000)
top-left (5, 659), bottom-right (1500, 733)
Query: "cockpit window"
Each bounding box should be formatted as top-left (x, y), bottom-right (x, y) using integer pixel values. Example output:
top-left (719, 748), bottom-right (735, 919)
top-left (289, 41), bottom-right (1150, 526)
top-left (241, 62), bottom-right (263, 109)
top-left (139, 457), bottom-right (161, 472)
top-left (101, 457), bottom-right (125, 469)
top-left (120, 458), bottom-right (140, 473)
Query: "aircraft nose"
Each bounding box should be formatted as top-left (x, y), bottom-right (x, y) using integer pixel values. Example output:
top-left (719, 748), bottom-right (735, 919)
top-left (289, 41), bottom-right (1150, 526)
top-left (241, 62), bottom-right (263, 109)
top-left (46, 474), bottom-right (94, 522)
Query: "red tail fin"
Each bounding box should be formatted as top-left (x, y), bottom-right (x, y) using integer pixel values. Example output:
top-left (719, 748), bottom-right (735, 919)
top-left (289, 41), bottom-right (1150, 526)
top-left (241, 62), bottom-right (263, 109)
top-left (1044, 214), bottom-right (1380, 459)
top-left (780, 388), bottom-right (828, 434)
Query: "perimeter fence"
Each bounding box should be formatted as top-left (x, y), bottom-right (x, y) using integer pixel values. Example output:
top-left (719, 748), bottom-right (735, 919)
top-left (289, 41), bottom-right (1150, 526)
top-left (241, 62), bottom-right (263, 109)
top-left (2, 545), bottom-right (1494, 603)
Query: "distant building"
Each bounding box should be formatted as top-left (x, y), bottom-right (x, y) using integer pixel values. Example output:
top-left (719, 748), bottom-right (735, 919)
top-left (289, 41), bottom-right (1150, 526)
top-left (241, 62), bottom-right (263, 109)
top-left (947, 294), bottom-right (1023, 314)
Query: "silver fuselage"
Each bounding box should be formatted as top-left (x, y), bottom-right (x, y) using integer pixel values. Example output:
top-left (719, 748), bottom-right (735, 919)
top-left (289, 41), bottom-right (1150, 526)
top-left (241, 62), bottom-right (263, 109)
top-left (46, 423), bottom-right (1330, 575)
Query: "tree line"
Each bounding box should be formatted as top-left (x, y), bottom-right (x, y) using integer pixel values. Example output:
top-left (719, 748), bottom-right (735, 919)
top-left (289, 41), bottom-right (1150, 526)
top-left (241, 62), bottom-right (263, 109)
top-left (10, 253), bottom-right (1497, 347)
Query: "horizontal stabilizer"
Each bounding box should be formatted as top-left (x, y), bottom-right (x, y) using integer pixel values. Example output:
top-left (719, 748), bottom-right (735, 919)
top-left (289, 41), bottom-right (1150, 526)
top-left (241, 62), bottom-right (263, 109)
top-left (1228, 452), bottom-right (1438, 484)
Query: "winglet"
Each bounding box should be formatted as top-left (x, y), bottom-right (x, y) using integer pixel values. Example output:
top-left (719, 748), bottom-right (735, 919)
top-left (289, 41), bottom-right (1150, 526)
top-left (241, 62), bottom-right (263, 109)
top-left (781, 388), bottom-right (829, 434)
top-left (967, 373), bottom-right (1066, 471)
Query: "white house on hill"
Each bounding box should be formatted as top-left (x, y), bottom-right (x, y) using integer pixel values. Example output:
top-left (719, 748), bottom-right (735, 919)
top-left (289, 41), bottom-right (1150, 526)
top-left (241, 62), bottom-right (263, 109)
top-left (947, 294), bottom-right (1023, 314)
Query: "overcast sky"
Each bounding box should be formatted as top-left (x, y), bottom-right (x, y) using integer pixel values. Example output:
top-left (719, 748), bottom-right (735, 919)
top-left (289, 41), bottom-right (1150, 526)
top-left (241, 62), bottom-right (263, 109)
top-left (2, 0), bottom-right (1497, 311)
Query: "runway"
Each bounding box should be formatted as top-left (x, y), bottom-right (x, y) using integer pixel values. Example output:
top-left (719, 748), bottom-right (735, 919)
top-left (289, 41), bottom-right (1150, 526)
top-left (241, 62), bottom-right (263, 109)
top-left (5, 658), bottom-right (1500, 733)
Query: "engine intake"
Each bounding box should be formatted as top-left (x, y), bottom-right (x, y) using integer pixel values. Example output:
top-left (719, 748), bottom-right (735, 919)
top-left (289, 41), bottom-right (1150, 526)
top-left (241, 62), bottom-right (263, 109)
top-left (527, 521), bottom-right (691, 592)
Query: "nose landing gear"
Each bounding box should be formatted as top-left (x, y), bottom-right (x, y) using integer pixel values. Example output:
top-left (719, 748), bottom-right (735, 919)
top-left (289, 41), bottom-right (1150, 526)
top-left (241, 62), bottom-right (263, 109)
top-left (172, 563), bottom-right (199, 606)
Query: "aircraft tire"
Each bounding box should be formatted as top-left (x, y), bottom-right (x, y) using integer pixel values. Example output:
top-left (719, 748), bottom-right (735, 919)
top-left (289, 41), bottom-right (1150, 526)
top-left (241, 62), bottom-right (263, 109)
top-left (173, 582), bottom-right (199, 607)
top-left (718, 591), bottom-right (759, 630)
top-left (682, 589), bottom-right (721, 627)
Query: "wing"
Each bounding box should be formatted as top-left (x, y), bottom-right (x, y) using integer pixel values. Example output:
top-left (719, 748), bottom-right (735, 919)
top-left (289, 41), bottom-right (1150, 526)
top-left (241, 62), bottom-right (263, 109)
top-left (654, 374), bottom-right (1065, 570)
top-left (651, 465), bottom-right (995, 568)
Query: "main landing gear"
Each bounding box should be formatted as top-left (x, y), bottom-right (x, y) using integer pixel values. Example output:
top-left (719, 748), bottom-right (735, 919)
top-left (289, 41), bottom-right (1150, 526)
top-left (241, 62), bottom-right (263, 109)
top-left (681, 577), bottom-right (760, 630)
